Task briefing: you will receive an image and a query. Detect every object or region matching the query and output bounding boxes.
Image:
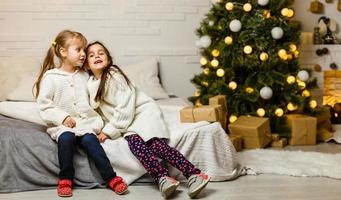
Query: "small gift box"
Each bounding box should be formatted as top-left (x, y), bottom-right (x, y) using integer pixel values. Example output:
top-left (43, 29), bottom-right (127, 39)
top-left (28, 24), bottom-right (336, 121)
top-left (209, 95), bottom-right (227, 130)
top-left (229, 135), bottom-right (242, 152)
top-left (228, 116), bottom-right (272, 149)
top-left (271, 138), bottom-right (288, 148)
top-left (180, 105), bottom-right (222, 123)
top-left (271, 134), bottom-right (280, 141)
top-left (286, 114), bottom-right (317, 145)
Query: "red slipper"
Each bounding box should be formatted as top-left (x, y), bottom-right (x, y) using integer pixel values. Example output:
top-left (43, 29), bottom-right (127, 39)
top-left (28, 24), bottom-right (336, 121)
top-left (57, 179), bottom-right (73, 197)
top-left (108, 176), bottom-right (128, 195)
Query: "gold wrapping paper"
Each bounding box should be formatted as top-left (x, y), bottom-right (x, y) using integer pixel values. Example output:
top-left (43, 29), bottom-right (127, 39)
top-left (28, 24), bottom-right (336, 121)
top-left (209, 95), bottom-right (227, 130)
top-left (271, 138), bottom-right (288, 148)
top-left (286, 114), bottom-right (317, 145)
top-left (228, 116), bottom-right (272, 149)
top-left (180, 105), bottom-right (222, 123)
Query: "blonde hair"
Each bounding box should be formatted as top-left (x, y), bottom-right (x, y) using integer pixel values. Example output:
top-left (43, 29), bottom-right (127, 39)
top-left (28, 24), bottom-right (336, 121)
top-left (34, 30), bottom-right (87, 98)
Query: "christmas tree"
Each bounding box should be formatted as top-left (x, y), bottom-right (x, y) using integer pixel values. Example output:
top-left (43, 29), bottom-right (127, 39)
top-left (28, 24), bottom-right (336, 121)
top-left (189, 0), bottom-right (318, 136)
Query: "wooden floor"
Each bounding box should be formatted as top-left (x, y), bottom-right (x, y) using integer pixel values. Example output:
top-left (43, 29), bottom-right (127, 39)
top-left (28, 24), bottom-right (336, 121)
top-left (1, 143), bottom-right (341, 200)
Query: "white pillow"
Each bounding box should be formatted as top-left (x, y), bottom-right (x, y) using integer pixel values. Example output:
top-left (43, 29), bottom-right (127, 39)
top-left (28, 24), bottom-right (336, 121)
top-left (6, 76), bottom-right (36, 101)
top-left (120, 58), bottom-right (169, 99)
top-left (0, 57), bottom-right (40, 101)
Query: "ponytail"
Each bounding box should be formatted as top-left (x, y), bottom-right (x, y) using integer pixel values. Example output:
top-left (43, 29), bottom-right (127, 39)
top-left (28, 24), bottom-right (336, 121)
top-left (34, 46), bottom-right (56, 98)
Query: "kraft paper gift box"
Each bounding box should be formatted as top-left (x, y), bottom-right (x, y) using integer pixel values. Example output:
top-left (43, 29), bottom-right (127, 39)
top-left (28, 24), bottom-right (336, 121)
top-left (209, 95), bottom-right (227, 130)
top-left (317, 128), bottom-right (333, 142)
top-left (271, 134), bottom-right (280, 141)
top-left (180, 105), bottom-right (222, 123)
top-left (271, 138), bottom-right (288, 148)
top-left (316, 106), bottom-right (332, 125)
top-left (314, 106), bottom-right (333, 142)
top-left (228, 116), bottom-right (272, 149)
top-left (229, 135), bottom-right (242, 152)
top-left (286, 114), bottom-right (317, 145)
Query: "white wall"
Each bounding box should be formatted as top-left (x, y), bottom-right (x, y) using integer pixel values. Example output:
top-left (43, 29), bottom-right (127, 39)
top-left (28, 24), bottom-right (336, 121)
top-left (0, 0), bottom-right (210, 99)
top-left (0, 0), bottom-right (340, 99)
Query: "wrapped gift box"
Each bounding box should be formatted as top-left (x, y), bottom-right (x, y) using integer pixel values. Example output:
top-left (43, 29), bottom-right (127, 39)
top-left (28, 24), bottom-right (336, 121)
top-left (316, 106), bottom-right (332, 124)
top-left (315, 106), bottom-right (333, 142)
top-left (180, 105), bottom-right (222, 123)
top-left (209, 95), bottom-right (227, 130)
top-left (271, 138), bottom-right (288, 148)
top-left (286, 114), bottom-right (317, 145)
top-left (229, 135), bottom-right (242, 152)
top-left (317, 129), bottom-right (333, 142)
top-left (271, 134), bottom-right (280, 141)
top-left (228, 116), bottom-right (272, 149)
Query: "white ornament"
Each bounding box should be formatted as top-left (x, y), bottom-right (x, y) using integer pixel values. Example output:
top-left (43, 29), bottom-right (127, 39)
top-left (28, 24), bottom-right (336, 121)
top-left (209, 21), bottom-right (214, 26)
top-left (297, 70), bottom-right (309, 81)
top-left (229, 19), bottom-right (242, 32)
top-left (199, 36), bottom-right (212, 48)
top-left (258, 0), bottom-right (269, 6)
top-left (260, 86), bottom-right (273, 100)
top-left (271, 27), bottom-right (284, 40)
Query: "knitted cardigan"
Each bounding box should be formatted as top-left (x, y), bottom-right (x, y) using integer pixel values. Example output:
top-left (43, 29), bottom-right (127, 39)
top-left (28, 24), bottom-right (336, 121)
top-left (87, 70), bottom-right (169, 141)
top-left (37, 68), bottom-right (103, 141)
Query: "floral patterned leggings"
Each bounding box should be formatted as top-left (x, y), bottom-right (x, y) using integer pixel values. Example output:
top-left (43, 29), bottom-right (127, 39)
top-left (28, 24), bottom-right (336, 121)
top-left (125, 134), bottom-right (201, 183)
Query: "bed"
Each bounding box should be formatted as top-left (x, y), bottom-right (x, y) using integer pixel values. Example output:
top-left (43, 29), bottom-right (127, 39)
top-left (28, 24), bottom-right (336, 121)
top-left (0, 57), bottom-right (240, 193)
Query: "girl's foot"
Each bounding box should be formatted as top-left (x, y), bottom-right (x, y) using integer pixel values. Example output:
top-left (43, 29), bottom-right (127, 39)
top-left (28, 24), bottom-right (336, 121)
top-left (158, 176), bottom-right (180, 198)
top-left (57, 179), bottom-right (73, 197)
top-left (108, 176), bottom-right (128, 195)
top-left (187, 172), bottom-right (210, 198)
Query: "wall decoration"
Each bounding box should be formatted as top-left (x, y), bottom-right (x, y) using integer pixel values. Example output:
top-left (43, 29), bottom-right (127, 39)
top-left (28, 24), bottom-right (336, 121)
top-left (310, 0), bottom-right (324, 13)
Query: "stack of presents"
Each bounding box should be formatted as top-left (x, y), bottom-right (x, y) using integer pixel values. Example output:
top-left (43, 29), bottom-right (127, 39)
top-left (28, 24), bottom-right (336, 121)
top-left (180, 95), bottom-right (333, 151)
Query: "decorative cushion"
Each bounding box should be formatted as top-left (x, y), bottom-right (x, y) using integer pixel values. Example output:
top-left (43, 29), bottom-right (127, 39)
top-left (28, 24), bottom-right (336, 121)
top-left (6, 76), bottom-right (36, 101)
top-left (121, 58), bottom-right (168, 99)
top-left (0, 57), bottom-right (40, 101)
top-left (3, 57), bottom-right (169, 101)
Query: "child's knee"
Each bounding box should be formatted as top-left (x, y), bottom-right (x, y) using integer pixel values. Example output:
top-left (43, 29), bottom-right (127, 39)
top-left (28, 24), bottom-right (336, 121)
top-left (80, 133), bottom-right (98, 146)
top-left (58, 132), bottom-right (75, 145)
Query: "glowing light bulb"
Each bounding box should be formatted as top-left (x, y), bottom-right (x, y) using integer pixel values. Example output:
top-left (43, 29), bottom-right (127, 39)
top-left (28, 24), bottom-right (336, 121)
top-left (243, 3), bottom-right (252, 12)
top-left (281, 8), bottom-right (289, 16)
top-left (260, 52), bottom-right (269, 61)
top-left (309, 100), bottom-right (317, 108)
top-left (287, 76), bottom-right (296, 84)
top-left (211, 59), bottom-right (219, 67)
top-left (244, 45), bottom-right (253, 54)
top-left (229, 81), bottom-right (237, 90)
top-left (216, 68), bottom-right (225, 77)
top-left (212, 49), bottom-right (220, 57)
top-left (257, 108), bottom-right (266, 117)
top-left (200, 57), bottom-right (208, 65)
top-left (229, 115), bottom-right (238, 123)
top-left (224, 36), bottom-right (233, 45)
top-left (275, 108), bottom-right (284, 117)
top-left (225, 2), bottom-right (234, 11)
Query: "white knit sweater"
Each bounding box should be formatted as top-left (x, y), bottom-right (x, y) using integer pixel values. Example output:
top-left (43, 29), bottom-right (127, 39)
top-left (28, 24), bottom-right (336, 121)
top-left (87, 70), bottom-right (169, 141)
top-left (37, 68), bottom-right (103, 141)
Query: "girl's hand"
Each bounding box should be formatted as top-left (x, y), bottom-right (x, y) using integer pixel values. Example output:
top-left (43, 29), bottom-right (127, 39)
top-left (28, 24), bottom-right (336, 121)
top-left (63, 116), bottom-right (76, 128)
top-left (97, 132), bottom-right (109, 143)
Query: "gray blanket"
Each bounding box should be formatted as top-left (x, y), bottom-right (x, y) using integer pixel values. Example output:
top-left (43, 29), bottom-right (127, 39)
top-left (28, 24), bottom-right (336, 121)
top-left (0, 115), bottom-right (105, 193)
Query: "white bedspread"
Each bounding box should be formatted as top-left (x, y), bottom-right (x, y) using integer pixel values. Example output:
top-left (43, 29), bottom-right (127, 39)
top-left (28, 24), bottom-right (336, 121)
top-left (0, 99), bottom-right (239, 183)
